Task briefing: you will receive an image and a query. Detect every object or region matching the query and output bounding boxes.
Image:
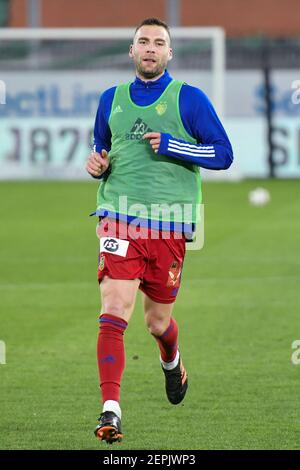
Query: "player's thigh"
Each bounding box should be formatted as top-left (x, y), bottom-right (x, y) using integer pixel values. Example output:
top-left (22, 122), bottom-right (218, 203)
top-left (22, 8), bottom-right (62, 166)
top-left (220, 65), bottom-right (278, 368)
top-left (140, 233), bottom-right (186, 305)
top-left (143, 293), bottom-right (175, 336)
top-left (100, 276), bottom-right (140, 323)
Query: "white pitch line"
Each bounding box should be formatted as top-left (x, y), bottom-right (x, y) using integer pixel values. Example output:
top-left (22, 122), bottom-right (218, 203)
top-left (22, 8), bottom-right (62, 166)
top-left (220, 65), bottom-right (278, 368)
top-left (184, 275), bottom-right (300, 283)
top-left (0, 282), bottom-right (93, 289)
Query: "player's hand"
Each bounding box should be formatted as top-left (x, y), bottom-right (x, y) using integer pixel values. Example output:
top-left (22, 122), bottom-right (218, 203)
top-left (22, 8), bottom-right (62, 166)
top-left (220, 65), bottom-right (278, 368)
top-left (143, 132), bottom-right (161, 153)
top-left (85, 149), bottom-right (110, 177)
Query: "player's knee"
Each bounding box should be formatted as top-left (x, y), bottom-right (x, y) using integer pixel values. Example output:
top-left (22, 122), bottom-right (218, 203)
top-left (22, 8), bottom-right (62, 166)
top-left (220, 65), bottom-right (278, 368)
top-left (102, 300), bottom-right (128, 317)
top-left (101, 303), bottom-right (124, 317)
top-left (148, 324), bottom-right (167, 337)
top-left (148, 325), bottom-right (166, 337)
top-left (102, 293), bottom-right (135, 318)
top-left (146, 314), bottom-right (169, 337)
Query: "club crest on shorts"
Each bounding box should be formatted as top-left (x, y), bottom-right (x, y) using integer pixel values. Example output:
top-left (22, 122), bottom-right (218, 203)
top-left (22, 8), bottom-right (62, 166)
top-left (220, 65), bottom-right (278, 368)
top-left (167, 260), bottom-right (182, 287)
top-left (99, 254), bottom-right (105, 271)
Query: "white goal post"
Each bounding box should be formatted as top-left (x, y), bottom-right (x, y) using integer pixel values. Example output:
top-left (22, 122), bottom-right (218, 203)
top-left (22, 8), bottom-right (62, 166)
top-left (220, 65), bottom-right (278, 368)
top-left (0, 26), bottom-right (226, 181)
top-left (0, 27), bottom-right (225, 115)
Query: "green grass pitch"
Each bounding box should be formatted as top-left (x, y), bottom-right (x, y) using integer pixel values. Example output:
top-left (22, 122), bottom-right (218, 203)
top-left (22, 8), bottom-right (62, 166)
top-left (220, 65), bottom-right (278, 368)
top-left (0, 180), bottom-right (299, 450)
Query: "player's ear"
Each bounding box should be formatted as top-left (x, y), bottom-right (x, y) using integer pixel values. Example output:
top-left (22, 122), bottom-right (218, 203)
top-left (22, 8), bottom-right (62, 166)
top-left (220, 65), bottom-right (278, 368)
top-left (129, 44), bottom-right (133, 58)
top-left (168, 48), bottom-right (173, 62)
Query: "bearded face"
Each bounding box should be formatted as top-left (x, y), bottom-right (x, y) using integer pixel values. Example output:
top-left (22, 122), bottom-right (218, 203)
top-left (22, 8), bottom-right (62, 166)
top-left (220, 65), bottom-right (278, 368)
top-left (130, 25), bottom-right (172, 80)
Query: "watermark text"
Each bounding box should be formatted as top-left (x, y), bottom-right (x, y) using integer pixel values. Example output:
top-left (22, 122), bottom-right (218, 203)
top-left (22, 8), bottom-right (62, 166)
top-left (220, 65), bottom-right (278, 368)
top-left (0, 80), bottom-right (6, 104)
top-left (291, 80), bottom-right (300, 105)
top-left (0, 340), bottom-right (6, 364)
top-left (291, 340), bottom-right (300, 365)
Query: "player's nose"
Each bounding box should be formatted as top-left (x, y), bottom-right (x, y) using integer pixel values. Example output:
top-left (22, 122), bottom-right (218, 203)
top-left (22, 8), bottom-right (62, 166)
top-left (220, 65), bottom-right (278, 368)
top-left (146, 43), bottom-right (156, 53)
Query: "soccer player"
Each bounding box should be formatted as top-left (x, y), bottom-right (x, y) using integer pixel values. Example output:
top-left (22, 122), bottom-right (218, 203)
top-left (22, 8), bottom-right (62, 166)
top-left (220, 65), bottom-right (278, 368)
top-left (86, 18), bottom-right (233, 444)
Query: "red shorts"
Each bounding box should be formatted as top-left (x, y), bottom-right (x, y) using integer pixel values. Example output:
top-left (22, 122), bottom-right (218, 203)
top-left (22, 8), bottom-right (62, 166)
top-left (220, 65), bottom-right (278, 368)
top-left (96, 217), bottom-right (186, 304)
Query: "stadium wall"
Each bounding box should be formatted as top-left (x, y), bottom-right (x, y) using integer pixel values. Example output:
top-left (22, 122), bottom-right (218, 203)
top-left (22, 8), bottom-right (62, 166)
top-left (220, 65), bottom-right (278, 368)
top-left (8, 0), bottom-right (300, 37)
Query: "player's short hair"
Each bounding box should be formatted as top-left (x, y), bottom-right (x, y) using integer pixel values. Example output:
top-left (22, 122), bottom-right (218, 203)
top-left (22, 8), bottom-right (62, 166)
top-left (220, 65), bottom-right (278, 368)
top-left (134, 18), bottom-right (171, 42)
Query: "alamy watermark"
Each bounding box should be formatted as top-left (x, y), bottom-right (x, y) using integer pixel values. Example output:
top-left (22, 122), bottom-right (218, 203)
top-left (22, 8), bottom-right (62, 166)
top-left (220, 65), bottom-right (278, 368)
top-left (95, 196), bottom-right (204, 250)
top-left (0, 80), bottom-right (6, 105)
top-left (291, 340), bottom-right (300, 365)
top-left (0, 340), bottom-right (6, 364)
top-left (291, 80), bottom-right (300, 105)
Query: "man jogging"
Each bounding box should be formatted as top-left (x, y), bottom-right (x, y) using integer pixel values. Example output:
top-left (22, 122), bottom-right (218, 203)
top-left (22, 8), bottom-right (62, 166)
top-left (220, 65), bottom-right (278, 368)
top-left (86, 17), bottom-right (233, 444)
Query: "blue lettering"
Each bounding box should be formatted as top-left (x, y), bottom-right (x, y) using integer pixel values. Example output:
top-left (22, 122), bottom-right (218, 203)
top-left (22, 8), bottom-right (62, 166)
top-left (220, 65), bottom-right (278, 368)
top-left (0, 85), bottom-right (101, 118)
top-left (36, 88), bottom-right (48, 116)
top-left (50, 85), bottom-right (71, 116)
top-left (254, 83), bottom-right (300, 116)
top-left (84, 92), bottom-right (101, 115)
top-left (72, 84), bottom-right (85, 115)
top-left (15, 92), bottom-right (36, 115)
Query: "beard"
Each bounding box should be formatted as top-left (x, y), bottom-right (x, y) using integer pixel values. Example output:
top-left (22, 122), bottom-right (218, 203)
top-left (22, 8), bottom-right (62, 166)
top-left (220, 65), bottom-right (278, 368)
top-left (136, 59), bottom-right (166, 80)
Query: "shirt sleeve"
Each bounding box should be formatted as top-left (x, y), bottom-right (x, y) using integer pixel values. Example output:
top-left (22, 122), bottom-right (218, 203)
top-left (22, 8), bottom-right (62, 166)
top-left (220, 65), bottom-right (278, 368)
top-left (92, 87), bottom-right (116, 179)
top-left (158, 85), bottom-right (233, 170)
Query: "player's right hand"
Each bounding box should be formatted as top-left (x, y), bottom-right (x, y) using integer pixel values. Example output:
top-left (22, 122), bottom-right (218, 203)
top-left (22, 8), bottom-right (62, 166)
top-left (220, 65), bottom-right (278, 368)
top-left (85, 149), bottom-right (110, 177)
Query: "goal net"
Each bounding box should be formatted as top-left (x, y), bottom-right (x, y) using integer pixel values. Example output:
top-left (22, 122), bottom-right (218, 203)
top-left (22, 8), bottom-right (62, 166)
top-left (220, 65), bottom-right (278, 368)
top-left (0, 27), bottom-right (225, 180)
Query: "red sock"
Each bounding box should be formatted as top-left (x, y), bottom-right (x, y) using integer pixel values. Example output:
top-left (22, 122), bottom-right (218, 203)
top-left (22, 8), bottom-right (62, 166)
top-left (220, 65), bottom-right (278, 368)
top-left (97, 313), bottom-right (128, 403)
top-left (153, 317), bottom-right (178, 363)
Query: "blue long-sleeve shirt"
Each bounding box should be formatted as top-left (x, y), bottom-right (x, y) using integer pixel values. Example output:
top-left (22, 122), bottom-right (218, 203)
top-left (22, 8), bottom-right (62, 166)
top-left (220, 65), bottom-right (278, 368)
top-left (91, 70), bottom-right (233, 236)
top-left (93, 70), bottom-right (233, 172)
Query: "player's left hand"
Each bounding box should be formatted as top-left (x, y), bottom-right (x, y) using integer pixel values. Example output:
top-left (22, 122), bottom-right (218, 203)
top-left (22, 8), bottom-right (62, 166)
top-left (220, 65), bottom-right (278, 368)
top-left (143, 132), bottom-right (161, 153)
